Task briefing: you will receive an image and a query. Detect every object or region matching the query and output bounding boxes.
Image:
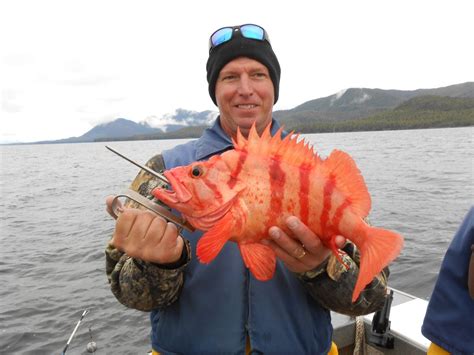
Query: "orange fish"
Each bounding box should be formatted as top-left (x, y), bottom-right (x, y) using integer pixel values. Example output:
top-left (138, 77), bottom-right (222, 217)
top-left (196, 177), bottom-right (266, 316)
top-left (152, 124), bottom-right (403, 302)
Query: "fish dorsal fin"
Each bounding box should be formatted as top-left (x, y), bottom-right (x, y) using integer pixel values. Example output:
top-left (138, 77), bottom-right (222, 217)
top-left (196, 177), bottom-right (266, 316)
top-left (323, 150), bottom-right (371, 218)
top-left (234, 123), bottom-right (321, 168)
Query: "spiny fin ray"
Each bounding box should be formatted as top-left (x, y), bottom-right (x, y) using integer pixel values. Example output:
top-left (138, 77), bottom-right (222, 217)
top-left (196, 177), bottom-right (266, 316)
top-left (235, 123), bottom-right (321, 169)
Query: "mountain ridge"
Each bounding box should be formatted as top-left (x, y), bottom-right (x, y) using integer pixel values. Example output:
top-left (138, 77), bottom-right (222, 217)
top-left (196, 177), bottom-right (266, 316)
top-left (24, 82), bottom-right (474, 144)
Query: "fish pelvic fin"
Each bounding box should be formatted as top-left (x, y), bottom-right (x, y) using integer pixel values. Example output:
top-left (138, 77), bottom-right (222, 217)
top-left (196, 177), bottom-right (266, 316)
top-left (323, 150), bottom-right (371, 218)
top-left (196, 211), bottom-right (234, 264)
top-left (239, 242), bottom-right (276, 281)
top-left (352, 223), bottom-right (404, 302)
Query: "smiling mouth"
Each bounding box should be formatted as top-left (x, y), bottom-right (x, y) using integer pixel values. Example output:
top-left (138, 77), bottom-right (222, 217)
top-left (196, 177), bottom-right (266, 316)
top-left (236, 104), bottom-right (258, 109)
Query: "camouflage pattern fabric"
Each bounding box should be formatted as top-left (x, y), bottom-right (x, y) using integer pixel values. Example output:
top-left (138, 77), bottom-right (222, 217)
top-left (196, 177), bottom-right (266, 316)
top-left (298, 243), bottom-right (389, 316)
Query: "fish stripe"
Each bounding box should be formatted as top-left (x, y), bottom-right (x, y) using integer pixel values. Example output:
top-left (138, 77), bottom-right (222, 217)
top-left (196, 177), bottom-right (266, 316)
top-left (332, 198), bottom-right (352, 232)
top-left (321, 174), bottom-right (336, 235)
top-left (190, 182), bottom-right (206, 210)
top-left (202, 177), bottom-right (223, 204)
top-left (228, 150), bottom-right (247, 189)
top-left (269, 155), bottom-right (285, 219)
top-left (299, 163), bottom-right (311, 226)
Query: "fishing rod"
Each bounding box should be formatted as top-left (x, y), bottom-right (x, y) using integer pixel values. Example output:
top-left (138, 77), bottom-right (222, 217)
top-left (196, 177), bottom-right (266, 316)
top-left (61, 309), bottom-right (89, 354)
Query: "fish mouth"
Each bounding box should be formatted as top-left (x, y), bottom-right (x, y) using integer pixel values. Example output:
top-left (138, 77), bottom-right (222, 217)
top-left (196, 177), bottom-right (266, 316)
top-left (156, 171), bottom-right (192, 204)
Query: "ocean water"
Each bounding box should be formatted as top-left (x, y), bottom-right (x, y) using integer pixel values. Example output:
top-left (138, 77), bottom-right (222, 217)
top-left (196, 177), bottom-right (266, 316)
top-left (0, 127), bottom-right (472, 354)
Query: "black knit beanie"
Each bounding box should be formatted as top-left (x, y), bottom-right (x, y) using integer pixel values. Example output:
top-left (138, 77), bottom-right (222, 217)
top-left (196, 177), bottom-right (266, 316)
top-left (206, 31), bottom-right (281, 106)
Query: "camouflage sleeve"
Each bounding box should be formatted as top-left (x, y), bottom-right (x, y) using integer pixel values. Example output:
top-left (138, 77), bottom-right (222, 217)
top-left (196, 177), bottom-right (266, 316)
top-left (105, 154), bottom-right (191, 312)
top-left (297, 242), bottom-right (389, 316)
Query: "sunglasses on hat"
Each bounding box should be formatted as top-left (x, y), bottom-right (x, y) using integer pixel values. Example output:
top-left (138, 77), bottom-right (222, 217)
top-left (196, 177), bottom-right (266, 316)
top-left (209, 24), bottom-right (271, 53)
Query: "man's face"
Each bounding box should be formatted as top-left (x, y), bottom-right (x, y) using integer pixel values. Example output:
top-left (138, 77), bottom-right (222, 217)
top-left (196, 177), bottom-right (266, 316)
top-left (215, 57), bottom-right (274, 138)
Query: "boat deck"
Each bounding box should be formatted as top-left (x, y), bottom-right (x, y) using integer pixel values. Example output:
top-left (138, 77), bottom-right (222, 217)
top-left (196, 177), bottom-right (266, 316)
top-left (331, 288), bottom-right (430, 354)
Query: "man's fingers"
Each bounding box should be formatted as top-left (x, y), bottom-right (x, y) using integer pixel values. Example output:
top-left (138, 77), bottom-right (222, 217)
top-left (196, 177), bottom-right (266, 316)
top-left (264, 238), bottom-right (306, 269)
top-left (265, 217), bottom-right (347, 273)
top-left (267, 227), bottom-right (312, 267)
top-left (146, 215), bottom-right (168, 243)
top-left (159, 222), bottom-right (178, 246)
top-left (160, 223), bottom-right (184, 257)
top-left (113, 210), bottom-right (137, 243)
top-left (285, 216), bottom-right (321, 253)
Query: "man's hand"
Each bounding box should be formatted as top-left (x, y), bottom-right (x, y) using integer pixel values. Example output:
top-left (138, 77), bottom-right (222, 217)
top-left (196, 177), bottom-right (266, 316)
top-left (106, 196), bottom-right (184, 264)
top-left (263, 216), bottom-right (345, 273)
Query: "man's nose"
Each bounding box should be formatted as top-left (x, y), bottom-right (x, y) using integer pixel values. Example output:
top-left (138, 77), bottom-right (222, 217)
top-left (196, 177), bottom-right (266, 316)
top-left (237, 75), bottom-right (253, 96)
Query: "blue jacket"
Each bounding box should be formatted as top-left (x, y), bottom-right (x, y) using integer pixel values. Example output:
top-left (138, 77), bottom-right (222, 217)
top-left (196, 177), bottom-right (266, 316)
top-left (151, 119), bottom-right (332, 354)
top-left (421, 207), bottom-right (474, 355)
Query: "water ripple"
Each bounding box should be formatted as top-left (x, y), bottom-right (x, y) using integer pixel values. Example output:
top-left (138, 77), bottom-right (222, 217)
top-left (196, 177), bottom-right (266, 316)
top-left (1, 128), bottom-right (473, 353)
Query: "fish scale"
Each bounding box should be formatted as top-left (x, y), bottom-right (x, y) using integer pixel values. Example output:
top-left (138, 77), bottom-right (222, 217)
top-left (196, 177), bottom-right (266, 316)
top-left (153, 123), bottom-right (404, 302)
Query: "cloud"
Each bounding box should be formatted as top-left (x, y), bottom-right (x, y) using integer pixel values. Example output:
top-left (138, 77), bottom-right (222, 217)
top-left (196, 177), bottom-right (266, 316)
top-left (1, 53), bottom-right (35, 67)
top-left (2, 89), bottom-right (23, 113)
top-left (56, 75), bottom-right (117, 86)
top-left (143, 109), bottom-right (218, 128)
top-left (330, 88), bottom-right (348, 106)
top-left (352, 92), bottom-right (371, 104)
top-left (335, 89), bottom-right (348, 100)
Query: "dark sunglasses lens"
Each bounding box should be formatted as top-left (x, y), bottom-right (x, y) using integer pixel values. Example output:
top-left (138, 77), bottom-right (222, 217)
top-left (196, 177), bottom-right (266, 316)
top-left (211, 27), bottom-right (233, 47)
top-left (240, 25), bottom-right (265, 40)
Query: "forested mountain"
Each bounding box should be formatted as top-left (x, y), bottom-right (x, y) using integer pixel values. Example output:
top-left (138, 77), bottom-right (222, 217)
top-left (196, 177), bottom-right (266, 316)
top-left (33, 82), bottom-right (474, 144)
top-left (293, 96), bottom-right (474, 133)
top-left (274, 82), bottom-right (474, 129)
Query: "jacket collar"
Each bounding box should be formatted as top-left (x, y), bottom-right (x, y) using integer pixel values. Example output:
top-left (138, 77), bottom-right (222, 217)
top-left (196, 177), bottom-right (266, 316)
top-left (195, 117), bottom-right (283, 161)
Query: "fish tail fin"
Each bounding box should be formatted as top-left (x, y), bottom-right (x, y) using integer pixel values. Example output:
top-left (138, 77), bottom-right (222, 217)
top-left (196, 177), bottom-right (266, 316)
top-left (196, 212), bottom-right (233, 264)
top-left (352, 223), bottom-right (403, 302)
top-left (239, 243), bottom-right (276, 281)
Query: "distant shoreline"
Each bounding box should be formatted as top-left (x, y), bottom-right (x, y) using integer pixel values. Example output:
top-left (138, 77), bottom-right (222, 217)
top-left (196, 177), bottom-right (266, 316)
top-left (3, 90), bottom-right (474, 145)
top-left (3, 123), bottom-right (472, 146)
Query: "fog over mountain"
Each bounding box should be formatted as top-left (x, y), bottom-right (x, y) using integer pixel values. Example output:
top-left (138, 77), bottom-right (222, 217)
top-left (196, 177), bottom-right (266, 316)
top-left (142, 109), bottom-right (218, 132)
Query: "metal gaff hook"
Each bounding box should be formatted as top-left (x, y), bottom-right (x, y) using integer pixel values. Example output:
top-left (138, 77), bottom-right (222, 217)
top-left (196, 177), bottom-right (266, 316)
top-left (111, 190), bottom-right (194, 232)
top-left (106, 146), bottom-right (195, 232)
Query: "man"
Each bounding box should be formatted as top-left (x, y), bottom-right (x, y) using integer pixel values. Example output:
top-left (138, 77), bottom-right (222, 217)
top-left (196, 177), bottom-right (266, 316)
top-left (422, 207), bottom-right (474, 355)
top-left (106, 23), bottom-right (388, 354)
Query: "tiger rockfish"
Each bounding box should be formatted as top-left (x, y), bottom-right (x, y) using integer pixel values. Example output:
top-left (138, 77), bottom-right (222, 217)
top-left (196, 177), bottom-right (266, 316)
top-left (152, 123), bottom-right (403, 302)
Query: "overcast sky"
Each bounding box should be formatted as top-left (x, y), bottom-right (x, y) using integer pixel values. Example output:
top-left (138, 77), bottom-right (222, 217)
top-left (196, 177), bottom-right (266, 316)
top-left (1, 0), bottom-right (473, 143)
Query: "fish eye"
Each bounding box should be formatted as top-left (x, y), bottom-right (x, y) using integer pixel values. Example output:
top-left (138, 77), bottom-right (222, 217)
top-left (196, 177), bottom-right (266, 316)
top-left (191, 165), bottom-right (204, 178)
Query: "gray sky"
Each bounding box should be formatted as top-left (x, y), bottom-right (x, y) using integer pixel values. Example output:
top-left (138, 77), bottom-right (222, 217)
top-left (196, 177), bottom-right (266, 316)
top-left (1, 0), bottom-right (473, 143)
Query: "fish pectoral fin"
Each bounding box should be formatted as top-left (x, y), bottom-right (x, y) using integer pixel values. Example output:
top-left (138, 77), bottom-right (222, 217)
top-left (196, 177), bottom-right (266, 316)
top-left (196, 212), bottom-right (233, 264)
top-left (239, 243), bottom-right (276, 281)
